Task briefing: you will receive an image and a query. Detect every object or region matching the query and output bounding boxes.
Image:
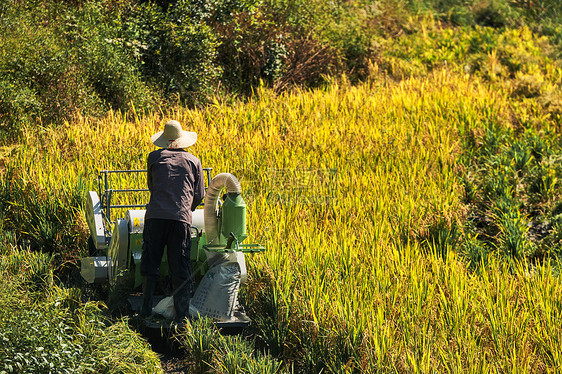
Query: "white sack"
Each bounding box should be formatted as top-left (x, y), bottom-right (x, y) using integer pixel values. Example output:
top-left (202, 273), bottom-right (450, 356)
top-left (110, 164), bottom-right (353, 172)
top-left (153, 296), bottom-right (176, 320)
top-left (189, 261), bottom-right (241, 321)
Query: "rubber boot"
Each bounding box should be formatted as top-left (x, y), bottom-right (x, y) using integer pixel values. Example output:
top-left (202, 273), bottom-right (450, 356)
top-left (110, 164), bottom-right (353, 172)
top-left (173, 283), bottom-right (192, 322)
top-left (140, 276), bottom-right (156, 317)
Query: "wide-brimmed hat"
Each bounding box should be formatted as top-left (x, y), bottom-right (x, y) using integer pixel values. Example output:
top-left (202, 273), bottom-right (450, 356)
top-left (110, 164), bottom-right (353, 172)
top-left (151, 120), bottom-right (197, 149)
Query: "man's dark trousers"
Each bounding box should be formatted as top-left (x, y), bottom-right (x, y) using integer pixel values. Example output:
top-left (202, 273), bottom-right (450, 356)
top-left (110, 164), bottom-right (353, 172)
top-left (140, 218), bottom-right (192, 319)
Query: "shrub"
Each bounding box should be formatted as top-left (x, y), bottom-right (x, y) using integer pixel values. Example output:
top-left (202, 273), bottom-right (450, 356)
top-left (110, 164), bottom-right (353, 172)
top-left (126, 1), bottom-right (221, 106)
top-left (0, 1), bottom-right (155, 135)
top-left (0, 244), bottom-right (162, 374)
top-left (0, 81), bottom-right (42, 139)
top-left (63, 1), bottom-right (157, 113)
top-left (0, 9), bottom-right (95, 132)
top-left (473, 0), bottom-right (523, 28)
top-left (212, 8), bottom-right (288, 94)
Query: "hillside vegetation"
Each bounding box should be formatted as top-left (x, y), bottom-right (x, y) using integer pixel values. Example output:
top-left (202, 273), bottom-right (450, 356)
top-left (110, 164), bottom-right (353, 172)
top-left (1, 0), bottom-right (561, 137)
top-left (1, 0), bottom-right (562, 373)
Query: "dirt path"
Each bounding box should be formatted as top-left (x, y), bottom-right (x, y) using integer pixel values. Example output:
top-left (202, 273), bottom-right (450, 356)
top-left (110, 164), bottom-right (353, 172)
top-left (160, 355), bottom-right (190, 374)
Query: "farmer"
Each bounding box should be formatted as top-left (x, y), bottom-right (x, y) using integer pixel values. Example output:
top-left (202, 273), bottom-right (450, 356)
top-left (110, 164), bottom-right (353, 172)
top-left (140, 120), bottom-right (205, 321)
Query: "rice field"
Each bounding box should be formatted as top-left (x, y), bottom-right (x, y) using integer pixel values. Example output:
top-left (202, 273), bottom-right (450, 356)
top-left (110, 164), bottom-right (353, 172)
top-left (2, 70), bottom-right (562, 372)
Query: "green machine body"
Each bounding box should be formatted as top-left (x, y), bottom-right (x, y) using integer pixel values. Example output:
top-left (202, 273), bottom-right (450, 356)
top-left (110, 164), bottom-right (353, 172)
top-left (220, 193), bottom-right (247, 245)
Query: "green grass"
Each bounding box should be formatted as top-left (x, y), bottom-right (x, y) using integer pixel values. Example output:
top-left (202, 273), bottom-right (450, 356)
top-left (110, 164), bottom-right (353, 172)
top-left (0, 243), bottom-right (163, 373)
top-left (1, 68), bottom-right (562, 371)
top-left (0, 5), bottom-right (561, 371)
top-left (458, 119), bottom-right (562, 267)
top-left (174, 317), bottom-right (282, 373)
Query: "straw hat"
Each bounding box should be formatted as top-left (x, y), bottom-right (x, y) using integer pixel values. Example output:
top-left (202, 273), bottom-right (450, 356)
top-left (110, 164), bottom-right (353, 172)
top-left (151, 120), bottom-right (197, 149)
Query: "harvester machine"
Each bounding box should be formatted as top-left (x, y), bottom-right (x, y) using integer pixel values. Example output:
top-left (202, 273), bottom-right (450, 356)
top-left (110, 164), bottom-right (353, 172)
top-left (81, 169), bottom-right (265, 329)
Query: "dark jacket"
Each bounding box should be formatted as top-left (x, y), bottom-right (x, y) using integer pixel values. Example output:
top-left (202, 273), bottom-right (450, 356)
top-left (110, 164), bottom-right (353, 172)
top-left (145, 148), bottom-right (205, 223)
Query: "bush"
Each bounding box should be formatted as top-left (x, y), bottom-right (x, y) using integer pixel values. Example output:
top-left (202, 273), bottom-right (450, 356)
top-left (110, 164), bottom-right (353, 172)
top-left (125, 1), bottom-right (221, 106)
top-left (473, 0), bottom-right (523, 28)
top-left (63, 2), bottom-right (157, 113)
top-left (0, 81), bottom-right (42, 139)
top-left (0, 245), bottom-right (162, 374)
top-left (0, 10), bottom-right (95, 133)
top-left (0, 1), bottom-right (156, 136)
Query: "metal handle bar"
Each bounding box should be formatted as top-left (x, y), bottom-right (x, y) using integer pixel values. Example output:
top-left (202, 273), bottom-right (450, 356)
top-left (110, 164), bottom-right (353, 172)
top-left (99, 168), bottom-right (213, 222)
